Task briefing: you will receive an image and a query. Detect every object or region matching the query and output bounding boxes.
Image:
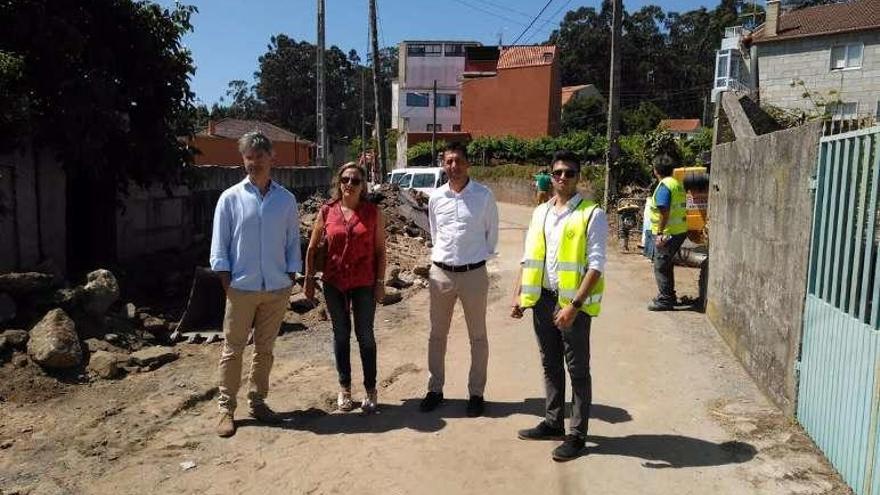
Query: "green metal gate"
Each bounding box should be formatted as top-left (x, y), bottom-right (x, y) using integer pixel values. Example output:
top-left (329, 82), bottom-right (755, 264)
top-left (798, 126), bottom-right (880, 495)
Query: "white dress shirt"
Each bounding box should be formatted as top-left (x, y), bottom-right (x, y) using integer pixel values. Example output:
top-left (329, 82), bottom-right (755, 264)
top-left (525, 194), bottom-right (608, 291)
top-left (428, 179), bottom-right (499, 265)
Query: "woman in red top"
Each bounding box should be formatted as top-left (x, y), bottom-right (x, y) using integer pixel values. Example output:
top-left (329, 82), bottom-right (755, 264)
top-left (305, 163), bottom-right (386, 413)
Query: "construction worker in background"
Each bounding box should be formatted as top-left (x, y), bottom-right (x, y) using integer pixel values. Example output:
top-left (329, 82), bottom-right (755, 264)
top-left (647, 154), bottom-right (688, 311)
top-left (534, 169), bottom-right (552, 204)
top-left (511, 150), bottom-right (608, 462)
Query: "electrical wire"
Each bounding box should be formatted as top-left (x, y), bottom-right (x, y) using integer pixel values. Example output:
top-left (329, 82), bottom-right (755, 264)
top-left (510, 0), bottom-right (557, 46)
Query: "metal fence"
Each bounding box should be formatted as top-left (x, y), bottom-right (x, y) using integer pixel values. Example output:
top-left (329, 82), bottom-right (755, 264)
top-left (798, 125), bottom-right (880, 495)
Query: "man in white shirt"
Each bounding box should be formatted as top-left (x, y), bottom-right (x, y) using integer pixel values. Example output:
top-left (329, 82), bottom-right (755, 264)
top-left (511, 150), bottom-right (608, 462)
top-left (420, 142), bottom-right (499, 417)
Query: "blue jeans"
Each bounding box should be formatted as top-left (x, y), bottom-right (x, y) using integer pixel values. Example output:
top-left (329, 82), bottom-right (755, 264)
top-left (324, 284), bottom-right (377, 390)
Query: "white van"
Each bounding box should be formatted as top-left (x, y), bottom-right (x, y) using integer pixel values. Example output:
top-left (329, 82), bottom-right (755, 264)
top-left (389, 167), bottom-right (448, 195)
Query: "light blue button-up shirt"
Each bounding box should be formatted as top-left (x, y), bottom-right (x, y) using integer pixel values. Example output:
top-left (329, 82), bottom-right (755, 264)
top-left (209, 177), bottom-right (301, 291)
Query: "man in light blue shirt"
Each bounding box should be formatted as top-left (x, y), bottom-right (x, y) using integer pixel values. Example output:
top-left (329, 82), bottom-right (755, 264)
top-left (210, 130), bottom-right (301, 437)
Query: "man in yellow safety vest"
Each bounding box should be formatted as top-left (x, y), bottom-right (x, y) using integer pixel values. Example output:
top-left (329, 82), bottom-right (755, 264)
top-left (647, 154), bottom-right (688, 311)
top-left (510, 150), bottom-right (608, 462)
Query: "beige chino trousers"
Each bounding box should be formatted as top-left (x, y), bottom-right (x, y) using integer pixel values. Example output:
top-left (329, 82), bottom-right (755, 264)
top-left (217, 287), bottom-right (289, 413)
top-left (427, 264), bottom-right (490, 397)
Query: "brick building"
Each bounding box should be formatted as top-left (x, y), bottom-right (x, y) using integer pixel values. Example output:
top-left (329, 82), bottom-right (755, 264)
top-left (460, 45), bottom-right (561, 139)
top-left (190, 118), bottom-right (314, 167)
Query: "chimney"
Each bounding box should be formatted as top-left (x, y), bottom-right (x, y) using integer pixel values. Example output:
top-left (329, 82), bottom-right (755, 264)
top-left (766, 0), bottom-right (780, 37)
top-left (207, 119), bottom-right (216, 136)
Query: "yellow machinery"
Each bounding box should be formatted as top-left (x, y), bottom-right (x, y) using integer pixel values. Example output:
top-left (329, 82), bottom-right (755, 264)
top-left (673, 166), bottom-right (709, 245)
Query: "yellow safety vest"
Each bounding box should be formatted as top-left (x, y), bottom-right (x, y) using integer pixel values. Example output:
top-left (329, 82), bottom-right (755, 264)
top-left (520, 199), bottom-right (605, 317)
top-left (649, 176), bottom-right (687, 235)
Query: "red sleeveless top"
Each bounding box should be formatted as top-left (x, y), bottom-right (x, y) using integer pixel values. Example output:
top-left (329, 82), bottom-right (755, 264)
top-left (321, 200), bottom-right (378, 291)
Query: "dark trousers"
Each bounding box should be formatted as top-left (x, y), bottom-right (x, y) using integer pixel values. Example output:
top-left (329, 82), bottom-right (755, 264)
top-left (324, 284), bottom-right (377, 390)
top-left (652, 233), bottom-right (687, 305)
top-left (533, 292), bottom-right (592, 438)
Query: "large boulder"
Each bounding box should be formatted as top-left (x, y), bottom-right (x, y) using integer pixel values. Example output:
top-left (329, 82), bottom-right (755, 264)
top-left (82, 269), bottom-right (120, 317)
top-left (0, 272), bottom-right (55, 296)
top-left (130, 346), bottom-right (178, 370)
top-left (0, 293), bottom-right (15, 325)
top-left (87, 350), bottom-right (122, 379)
top-left (27, 309), bottom-right (83, 369)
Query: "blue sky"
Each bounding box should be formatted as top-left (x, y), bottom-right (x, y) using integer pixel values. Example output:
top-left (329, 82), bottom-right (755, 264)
top-left (157, 0), bottom-right (715, 105)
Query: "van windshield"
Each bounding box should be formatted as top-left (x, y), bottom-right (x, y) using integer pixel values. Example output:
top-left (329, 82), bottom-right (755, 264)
top-left (412, 173), bottom-right (436, 188)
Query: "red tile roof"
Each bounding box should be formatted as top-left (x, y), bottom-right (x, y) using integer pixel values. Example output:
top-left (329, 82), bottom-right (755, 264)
top-left (659, 119), bottom-right (702, 133)
top-left (200, 118), bottom-right (310, 144)
top-left (752, 0), bottom-right (880, 43)
top-left (497, 45), bottom-right (557, 69)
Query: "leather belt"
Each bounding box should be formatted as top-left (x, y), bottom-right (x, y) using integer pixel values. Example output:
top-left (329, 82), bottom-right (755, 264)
top-left (433, 260), bottom-right (486, 273)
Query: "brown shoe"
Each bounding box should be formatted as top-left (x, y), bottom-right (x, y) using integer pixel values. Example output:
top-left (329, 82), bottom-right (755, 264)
top-left (249, 402), bottom-right (284, 424)
top-left (217, 412), bottom-right (235, 437)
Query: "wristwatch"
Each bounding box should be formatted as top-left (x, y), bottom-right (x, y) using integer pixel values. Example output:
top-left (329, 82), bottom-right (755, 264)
top-left (571, 298), bottom-right (584, 309)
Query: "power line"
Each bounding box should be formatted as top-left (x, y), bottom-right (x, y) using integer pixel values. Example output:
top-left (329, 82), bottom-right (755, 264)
top-left (511, 0), bottom-right (557, 46)
top-left (472, 0), bottom-right (533, 19)
top-left (525, 0), bottom-right (572, 44)
top-left (449, 0), bottom-right (526, 28)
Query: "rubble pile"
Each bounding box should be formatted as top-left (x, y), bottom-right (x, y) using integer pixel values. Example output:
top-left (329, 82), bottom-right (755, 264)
top-left (0, 268), bottom-right (184, 393)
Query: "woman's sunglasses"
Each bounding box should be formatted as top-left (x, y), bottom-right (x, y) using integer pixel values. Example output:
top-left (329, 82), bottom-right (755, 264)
top-left (551, 169), bottom-right (578, 179)
top-left (340, 176), bottom-right (363, 186)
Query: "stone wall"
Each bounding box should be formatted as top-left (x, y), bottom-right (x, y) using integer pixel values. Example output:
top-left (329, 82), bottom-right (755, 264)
top-left (0, 146), bottom-right (66, 274)
top-left (707, 121), bottom-right (822, 415)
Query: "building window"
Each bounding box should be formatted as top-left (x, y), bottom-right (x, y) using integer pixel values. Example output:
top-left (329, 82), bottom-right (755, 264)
top-left (406, 92), bottom-right (429, 107)
top-left (831, 43), bottom-right (863, 70)
top-left (436, 94), bottom-right (457, 108)
top-left (427, 124), bottom-right (443, 131)
top-left (445, 44), bottom-right (465, 56)
top-left (828, 101), bottom-right (858, 120)
top-left (453, 124), bottom-right (461, 132)
top-left (407, 44), bottom-right (440, 57)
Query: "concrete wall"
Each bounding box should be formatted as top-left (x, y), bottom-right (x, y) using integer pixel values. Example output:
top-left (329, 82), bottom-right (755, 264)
top-left (461, 61), bottom-right (561, 138)
top-left (0, 146), bottom-right (66, 274)
top-left (117, 166), bottom-right (332, 261)
top-left (707, 121), bottom-right (822, 415)
top-left (478, 178), bottom-right (536, 206)
top-left (757, 31), bottom-right (880, 117)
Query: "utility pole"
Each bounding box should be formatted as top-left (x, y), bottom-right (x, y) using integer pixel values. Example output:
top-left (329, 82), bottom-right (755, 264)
top-left (316, 0), bottom-right (327, 167)
top-left (604, 0), bottom-right (622, 209)
top-left (361, 66), bottom-right (367, 172)
top-left (369, 0), bottom-right (387, 181)
top-left (431, 80), bottom-right (437, 166)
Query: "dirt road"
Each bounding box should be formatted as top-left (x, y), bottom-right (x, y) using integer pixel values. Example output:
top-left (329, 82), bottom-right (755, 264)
top-left (1, 202), bottom-right (849, 495)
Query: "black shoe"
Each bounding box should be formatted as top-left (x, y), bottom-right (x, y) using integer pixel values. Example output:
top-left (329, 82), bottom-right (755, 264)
top-left (552, 435), bottom-right (587, 462)
top-left (647, 300), bottom-right (674, 311)
top-left (419, 392), bottom-right (444, 412)
top-left (518, 421), bottom-right (565, 441)
top-left (466, 395), bottom-right (485, 417)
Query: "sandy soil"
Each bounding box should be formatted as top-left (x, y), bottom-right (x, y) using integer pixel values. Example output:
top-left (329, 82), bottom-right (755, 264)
top-left (0, 203), bottom-right (850, 495)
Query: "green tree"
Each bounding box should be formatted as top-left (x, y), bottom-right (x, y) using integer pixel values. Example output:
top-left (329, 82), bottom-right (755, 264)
top-left (621, 102), bottom-right (667, 134)
top-left (561, 96), bottom-right (607, 134)
top-left (0, 1), bottom-right (198, 271)
top-left (0, 0), bottom-right (197, 185)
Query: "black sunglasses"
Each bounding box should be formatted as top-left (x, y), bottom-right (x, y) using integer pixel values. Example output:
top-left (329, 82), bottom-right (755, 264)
top-left (551, 169), bottom-right (578, 179)
top-left (340, 176), bottom-right (363, 186)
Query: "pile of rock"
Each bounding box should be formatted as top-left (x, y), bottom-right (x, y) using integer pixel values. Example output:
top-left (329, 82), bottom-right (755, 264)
top-left (0, 269), bottom-right (180, 381)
